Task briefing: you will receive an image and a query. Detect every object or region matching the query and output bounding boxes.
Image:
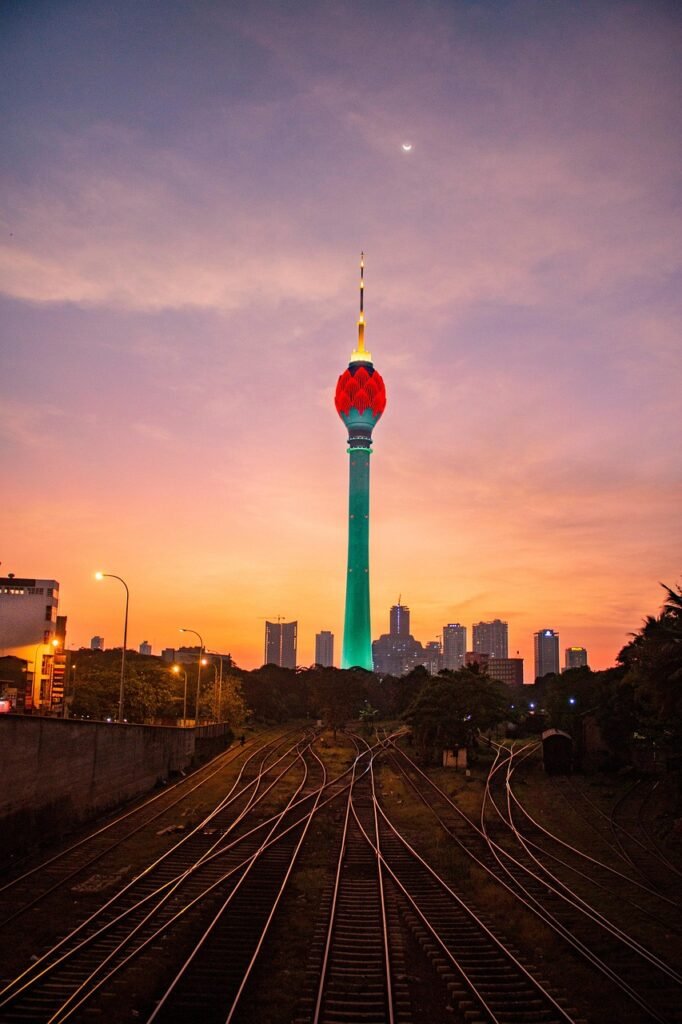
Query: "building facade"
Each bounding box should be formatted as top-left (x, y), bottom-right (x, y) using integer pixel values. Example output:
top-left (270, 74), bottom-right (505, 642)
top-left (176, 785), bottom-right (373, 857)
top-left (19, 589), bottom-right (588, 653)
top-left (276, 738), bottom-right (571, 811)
top-left (0, 575), bottom-right (60, 711)
top-left (423, 640), bottom-right (442, 675)
top-left (442, 623), bottom-right (467, 670)
top-left (139, 640), bottom-right (152, 656)
top-left (373, 602), bottom-right (425, 676)
top-left (335, 255), bottom-right (387, 670)
top-left (264, 620), bottom-right (298, 669)
top-left (534, 629), bottom-right (560, 679)
top-left (487, 657), bottom-right (524, 687)
top-left (472, 619), bottom-right (509, 659)
top-left (390, 603), bottom-right (410, 636)
top-left (90, 636), bottom-right (104, 650)
top-left (565, 646), bottom-right (588, 670)
top-left (314, 631), bottom-right (334, 667)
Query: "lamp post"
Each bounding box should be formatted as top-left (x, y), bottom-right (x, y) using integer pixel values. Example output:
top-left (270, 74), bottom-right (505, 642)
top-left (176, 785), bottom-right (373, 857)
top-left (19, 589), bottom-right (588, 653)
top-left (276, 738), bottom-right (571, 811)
top-left (172, 664), bottom-right (188, 726)
top-left (96, 572), bottom-right (129, 723)
top-left (180, 628), bottom-right (204, 725)
top-left (207, 651), bottom-right (225, 722)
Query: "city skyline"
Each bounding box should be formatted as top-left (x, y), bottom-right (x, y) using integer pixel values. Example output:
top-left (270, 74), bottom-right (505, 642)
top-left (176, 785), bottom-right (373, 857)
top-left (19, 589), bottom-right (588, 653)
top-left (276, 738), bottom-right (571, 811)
top-left (1, 2), bottom-right (680, 672)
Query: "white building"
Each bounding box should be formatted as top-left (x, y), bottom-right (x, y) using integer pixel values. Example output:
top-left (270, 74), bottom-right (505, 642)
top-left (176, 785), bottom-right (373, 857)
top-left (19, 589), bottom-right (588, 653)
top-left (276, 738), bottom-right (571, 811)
top-left (0, 575), bottom-right (59, 709)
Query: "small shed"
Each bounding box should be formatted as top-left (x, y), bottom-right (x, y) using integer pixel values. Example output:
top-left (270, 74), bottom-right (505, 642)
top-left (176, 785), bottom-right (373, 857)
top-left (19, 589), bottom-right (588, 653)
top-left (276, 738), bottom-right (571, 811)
top-left (442, 747), bottom-right (467, 769)
top-left (542, 729), bottom-right (573, 775)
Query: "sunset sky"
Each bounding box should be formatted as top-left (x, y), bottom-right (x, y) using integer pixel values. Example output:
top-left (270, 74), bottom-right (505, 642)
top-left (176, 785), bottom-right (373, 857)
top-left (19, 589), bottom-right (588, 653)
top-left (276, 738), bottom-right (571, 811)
top-left (1, 0), bottom-right (680, 674)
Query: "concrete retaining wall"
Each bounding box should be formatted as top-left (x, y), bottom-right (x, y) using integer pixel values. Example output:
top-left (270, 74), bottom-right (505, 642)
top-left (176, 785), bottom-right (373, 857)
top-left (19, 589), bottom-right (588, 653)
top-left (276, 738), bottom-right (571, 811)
top-left (0, 716), bottom-right (233, 857)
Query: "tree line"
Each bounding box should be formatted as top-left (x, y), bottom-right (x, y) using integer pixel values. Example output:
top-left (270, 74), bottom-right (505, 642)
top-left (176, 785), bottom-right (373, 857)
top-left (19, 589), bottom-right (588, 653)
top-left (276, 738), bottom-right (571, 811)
top-left (64, 583), bottom-right (681, 767)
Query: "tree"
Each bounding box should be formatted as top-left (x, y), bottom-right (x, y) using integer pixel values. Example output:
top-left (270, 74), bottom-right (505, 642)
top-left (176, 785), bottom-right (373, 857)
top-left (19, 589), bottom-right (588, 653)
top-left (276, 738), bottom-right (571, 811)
top-left (70, 651), bottom-right (175, 723)
top-left (310, 666), bottom-right (367, 739)
top-left (615, 582), bottom-right (682, 742)
top-left (405, 669), bottom-right (509, 762)
top-left (216, 673), bottom-right (247, 727)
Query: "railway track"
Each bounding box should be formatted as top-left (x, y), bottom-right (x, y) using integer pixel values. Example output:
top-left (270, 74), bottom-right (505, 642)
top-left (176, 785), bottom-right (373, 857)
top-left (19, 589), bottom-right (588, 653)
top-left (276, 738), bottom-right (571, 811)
top-left (0, 731), bottom-right (316, 1023)
top-left (383, 737), bottom-right (681, 1024)
top-left (505, 756), bottom-right (681, 936)
top-left (298, 736), bottom-right (580, 1024)
top-left (298, 736), bottom-right (408, 1024)
top-left (0, 729), bottom-right (294, 933)
top-left (5, 725), bottom-right (676, 1023)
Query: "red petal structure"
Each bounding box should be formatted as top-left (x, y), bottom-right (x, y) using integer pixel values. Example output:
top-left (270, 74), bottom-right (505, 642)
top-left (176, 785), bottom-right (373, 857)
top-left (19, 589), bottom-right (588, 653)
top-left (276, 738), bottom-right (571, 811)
top-left (335, 365), bottom-right (387, 419)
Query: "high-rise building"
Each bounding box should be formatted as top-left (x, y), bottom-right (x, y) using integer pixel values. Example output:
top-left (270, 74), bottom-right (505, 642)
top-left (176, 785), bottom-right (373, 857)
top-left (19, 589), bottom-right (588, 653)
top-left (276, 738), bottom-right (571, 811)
top-left (335, 255), bottom-right (387, 670)
top-left (373, 602), bottom-right (425, 676)
top-left (90, 636), bottom-right (104, 650)
top-left (565, 646), bottom-right (588, 670)
top-left (315, 631), bottom-right (334, 667)
top-left (264, 621), bottom-right (297, 669)
top-left (442, 623), bottom-right (466, 670)
top-left (473, 619), bottom-right (509, 659)
top-left (139, 640), bottom-right (152, 656)
top-left (487, 657), bottom-right (524, 687)
top-left (0, 575), bottom-right (60, 711)
top-left (390, 603), bottom-right (410, 636)
top-left (534, 629), bottom-right (560, 679)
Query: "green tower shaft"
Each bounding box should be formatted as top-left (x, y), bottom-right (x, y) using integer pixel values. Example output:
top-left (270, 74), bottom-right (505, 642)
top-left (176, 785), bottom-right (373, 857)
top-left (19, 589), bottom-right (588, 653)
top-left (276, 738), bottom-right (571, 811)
top-left (342, 441), bottom-right (372, 669)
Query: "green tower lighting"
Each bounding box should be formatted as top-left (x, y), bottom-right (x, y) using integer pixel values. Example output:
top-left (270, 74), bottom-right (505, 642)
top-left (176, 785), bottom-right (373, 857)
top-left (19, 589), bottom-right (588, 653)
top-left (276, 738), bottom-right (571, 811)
top-left (334, 254), bottom-right (387, 670)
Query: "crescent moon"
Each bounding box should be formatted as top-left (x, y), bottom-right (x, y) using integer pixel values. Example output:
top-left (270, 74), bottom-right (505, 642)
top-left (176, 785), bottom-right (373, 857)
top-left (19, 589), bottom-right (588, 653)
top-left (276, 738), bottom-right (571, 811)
top-left (401, 142), bottom-right (413, 152)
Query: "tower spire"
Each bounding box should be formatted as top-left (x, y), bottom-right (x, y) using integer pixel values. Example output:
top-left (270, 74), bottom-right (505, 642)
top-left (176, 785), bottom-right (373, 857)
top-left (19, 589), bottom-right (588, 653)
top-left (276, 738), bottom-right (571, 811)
top-left (351, 251), bottom-right (372, 363)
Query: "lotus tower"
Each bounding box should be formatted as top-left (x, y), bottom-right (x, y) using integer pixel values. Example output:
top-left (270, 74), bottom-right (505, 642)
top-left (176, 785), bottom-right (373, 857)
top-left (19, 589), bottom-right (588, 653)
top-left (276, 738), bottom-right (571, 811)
top-left (334, 255), bottom-right (387, 670)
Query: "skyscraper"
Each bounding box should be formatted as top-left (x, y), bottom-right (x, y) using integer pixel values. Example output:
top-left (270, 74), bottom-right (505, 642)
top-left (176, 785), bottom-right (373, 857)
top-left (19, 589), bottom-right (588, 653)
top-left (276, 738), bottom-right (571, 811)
top-left (565, 646), bottom-right (588, 670)
top-left (90, 636), bottom-right (104, 650)
top-left (442, 623), bottom-right (466, 670)
top-left (335, 255), bottom-right (386, 670)
top-left (372, 601), bottom-right (425, 676)
top-left (534, 629), bottom-right (560, 679)
top-left (315, 631), bottom-right (334, 667)
top-left (264, 621), bottom-right (297, 669)
top-left (473, 619), bottom-right (509, 659)
top-left (139, 640), bottom-right (152, 656)
top-left (390, 602), bottom-right (410, 636)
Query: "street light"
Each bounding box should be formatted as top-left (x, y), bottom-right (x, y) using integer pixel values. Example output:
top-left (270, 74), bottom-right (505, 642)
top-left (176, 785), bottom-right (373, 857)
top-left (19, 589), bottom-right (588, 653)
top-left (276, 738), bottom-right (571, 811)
top-left (96, 572), bottom-right (129, 723)
top-left (171, 664), bottom-right (188, 726)
top-left (179, 627), bottom-right (204, 725)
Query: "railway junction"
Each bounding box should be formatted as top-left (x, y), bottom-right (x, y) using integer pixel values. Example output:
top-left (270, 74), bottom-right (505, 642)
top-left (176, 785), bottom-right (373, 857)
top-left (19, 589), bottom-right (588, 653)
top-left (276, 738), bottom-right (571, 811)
top-left (0, 728), bottom-right (679, 1024)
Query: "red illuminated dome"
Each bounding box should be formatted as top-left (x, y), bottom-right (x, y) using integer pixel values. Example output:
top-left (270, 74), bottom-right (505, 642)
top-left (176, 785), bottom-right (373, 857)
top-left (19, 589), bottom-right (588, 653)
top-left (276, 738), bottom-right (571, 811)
top-left (335, 364), bottom-right (386, 421)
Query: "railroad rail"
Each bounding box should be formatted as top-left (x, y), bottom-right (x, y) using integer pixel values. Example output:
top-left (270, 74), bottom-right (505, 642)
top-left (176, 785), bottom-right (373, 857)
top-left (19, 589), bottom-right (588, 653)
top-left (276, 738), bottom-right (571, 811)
top-left (298, 735), bottom-right (580, 1024)
top-left (0, 731), bottom-right (315, 1023)
top-left (0, 728), bottom-right (295, 932)
top-left (383, 736), bottom-right (680, 1024)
